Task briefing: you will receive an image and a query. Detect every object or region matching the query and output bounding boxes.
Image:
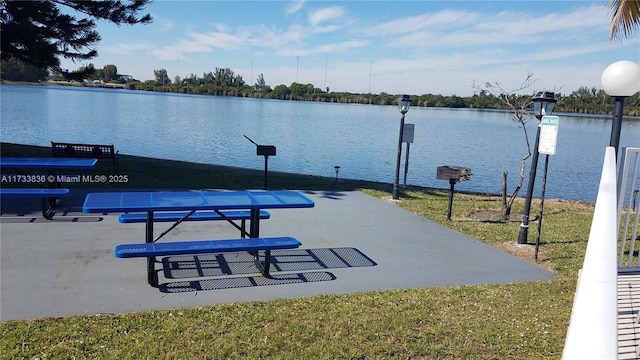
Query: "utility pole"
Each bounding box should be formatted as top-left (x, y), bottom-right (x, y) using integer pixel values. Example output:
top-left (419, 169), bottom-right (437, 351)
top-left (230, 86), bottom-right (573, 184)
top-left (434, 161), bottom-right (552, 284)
top-left (368, 60), bottom-right (373, 94)
top-left (176, 40), bottom-right (179, 79)
top-left (324, 53), bottom-right (328, 90)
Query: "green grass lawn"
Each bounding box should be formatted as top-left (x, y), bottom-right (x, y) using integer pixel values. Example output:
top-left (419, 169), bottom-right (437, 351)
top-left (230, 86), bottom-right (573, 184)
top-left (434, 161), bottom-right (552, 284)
top-left (0, 142), bottom-right (592, 359)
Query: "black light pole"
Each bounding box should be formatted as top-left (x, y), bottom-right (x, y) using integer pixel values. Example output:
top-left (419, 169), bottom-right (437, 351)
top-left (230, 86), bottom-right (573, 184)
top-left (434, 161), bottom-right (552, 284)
top-left (392, 95), bottom-right (412, 200)
top-left (601, 60), bottom-right (640, 161)
top-left (609, 96), bottom-right (625, 157)
top-left (517, 91), bottom-right (557, 245)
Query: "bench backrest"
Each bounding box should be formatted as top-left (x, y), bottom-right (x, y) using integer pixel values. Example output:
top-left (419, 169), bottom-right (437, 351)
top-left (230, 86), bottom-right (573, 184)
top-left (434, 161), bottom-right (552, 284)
top-left (51, 141), bottom-right (118, 170)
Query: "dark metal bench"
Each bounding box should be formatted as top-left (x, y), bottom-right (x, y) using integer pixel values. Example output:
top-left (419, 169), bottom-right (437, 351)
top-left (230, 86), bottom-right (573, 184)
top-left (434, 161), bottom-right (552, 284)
top-left (115, 236), bottom-right (301, 286)
top-left (51, 141), bottom-right (118, 171)
top-left (0, 188), bottom-right (70, 219)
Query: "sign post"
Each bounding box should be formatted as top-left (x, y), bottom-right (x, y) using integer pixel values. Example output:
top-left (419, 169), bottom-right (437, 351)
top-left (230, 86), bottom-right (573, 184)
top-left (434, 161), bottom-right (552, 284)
top-left (535, 115), bottom-right (560, 260)
top-left (244, 135), bottom-right (276, 190)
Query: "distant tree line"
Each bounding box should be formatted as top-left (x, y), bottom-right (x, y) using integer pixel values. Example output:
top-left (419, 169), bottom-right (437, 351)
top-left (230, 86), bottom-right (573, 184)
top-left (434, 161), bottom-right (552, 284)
top-left (1, 59), bottom-right (639, 116)
top-left (0, 58), bottom-right (48, 82)
top-left (1, 59), bottom-right (132, 84)
top-left (130, 68), bottom-right (640, 116)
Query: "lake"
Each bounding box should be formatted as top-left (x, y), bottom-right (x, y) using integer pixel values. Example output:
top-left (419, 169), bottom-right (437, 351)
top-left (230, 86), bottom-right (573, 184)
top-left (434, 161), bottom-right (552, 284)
top-left (1, 84), bottom-right (639, 203)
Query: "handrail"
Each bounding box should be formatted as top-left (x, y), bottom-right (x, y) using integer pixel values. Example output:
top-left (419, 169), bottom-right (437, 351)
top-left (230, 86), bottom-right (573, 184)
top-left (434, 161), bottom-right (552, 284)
top-left (618, 147), bottom-right (640, 269)
top-left (562, 147), bottom-right (618, 360)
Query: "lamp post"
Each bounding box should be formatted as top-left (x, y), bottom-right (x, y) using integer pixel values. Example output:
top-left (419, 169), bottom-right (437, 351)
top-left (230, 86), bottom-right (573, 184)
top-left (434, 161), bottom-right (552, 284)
top-left (601, 60), bottom-right (640, 160)
top-left (517, 91), bottom-right (557, 245)
top-left (392, 94), bottom-right (412, 200)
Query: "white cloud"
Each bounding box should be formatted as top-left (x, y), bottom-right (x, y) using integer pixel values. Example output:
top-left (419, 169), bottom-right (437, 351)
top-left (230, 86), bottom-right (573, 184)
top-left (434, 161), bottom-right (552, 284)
top-left (372, 4), bottom-right (611, 50)
top-left (149, 15), bottom-right (175, 32)
top-left (313, 24), bottom-right (343, 34)
top-left (308, 6), bottom-right (345, 27)
top-left (373, 9), bottom-right (479, 35)
top-left (277, 40), bottom-right (369, 57)
top-left (94, 2), bottom-right (637, 97)
top-left (150, 45), bottom-right (180, 61)
top-left (173, 40), bottom-right (210, 55)
top-left (275, 24), bottom-right (307, 44)
top-left (187, 31), bottom-right (244, 50)
top-left (286, 0), bottom-right (305, 15)
top-left (471, 6), bottom-right (609, 45)
top-left (103, 42), bottom-right (155, 55)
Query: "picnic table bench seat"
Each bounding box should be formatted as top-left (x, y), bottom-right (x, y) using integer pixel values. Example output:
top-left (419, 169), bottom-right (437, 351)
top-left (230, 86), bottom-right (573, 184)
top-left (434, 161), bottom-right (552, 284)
top-left (118, 210), bottom-right (271, 238)
top-left (119, 210), bottom-right (270, 223)
top-left (116, 236), bottom-right (301, 285)
top-left (0, 188), bottom-right (70, 219)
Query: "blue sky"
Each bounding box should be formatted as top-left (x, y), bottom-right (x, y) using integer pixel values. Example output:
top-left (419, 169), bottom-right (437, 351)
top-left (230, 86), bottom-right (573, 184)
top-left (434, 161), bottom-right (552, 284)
top-left (64, 0), bottom-right (640, 96)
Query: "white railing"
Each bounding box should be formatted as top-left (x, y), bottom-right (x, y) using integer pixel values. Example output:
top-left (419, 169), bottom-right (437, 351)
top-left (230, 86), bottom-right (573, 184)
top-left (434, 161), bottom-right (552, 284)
top-left (562, 147), bottom-right (618, 360)
top-left (618, 147), bottom-right (640, 270)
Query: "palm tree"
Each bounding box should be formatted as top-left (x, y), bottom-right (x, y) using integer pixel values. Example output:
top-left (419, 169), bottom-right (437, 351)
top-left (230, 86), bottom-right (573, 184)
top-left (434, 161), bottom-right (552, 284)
top-left (609, 0), bottom-right (640, 40)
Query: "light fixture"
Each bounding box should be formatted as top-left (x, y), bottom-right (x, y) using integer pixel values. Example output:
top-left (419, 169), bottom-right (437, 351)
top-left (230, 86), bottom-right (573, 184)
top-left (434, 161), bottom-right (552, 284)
top-left (601, 60), bottom-right (640, 158)
top-left (532, 91), bottom-right (557, 120)
top-left (398, 94), bottom-right (412, 115)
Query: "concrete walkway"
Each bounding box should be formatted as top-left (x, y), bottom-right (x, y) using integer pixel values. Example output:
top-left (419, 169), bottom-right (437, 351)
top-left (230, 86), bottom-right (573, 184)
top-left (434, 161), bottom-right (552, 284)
top-left (1, 190), bottom-right (554, 322)
top-left (618, 271), bottom-right (640, 359)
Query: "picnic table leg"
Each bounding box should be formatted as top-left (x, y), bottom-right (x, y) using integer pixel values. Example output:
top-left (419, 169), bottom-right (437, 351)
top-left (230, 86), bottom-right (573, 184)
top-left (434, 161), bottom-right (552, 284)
top-left (249, 209), bottom-right (260, 238)
top-left (248, 209), bottom-right (273, 277)
top-left (146, 211), bottom-right (158, 287)
top-left (253, 250), bottom-right (272, 277)
top-left (41, 197), bottom-right (53, 219)
top-left (47, 170), bottom-right (62, 208)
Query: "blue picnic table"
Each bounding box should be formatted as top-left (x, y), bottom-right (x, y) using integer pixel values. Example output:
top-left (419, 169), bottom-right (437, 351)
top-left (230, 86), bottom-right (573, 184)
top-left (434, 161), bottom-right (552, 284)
top-left (0, 157), bottom-right (97, 169)
top-left (0, 156), bottom-right (98, 218)
top-left (83, 190), bottom-right (315, 285)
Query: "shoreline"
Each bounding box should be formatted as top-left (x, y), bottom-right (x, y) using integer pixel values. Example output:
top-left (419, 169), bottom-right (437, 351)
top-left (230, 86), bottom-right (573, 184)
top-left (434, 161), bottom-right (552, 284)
top-left (0, 141), bottom-right (594, 205)
top-left (3, 80), bottom-right (638, 119)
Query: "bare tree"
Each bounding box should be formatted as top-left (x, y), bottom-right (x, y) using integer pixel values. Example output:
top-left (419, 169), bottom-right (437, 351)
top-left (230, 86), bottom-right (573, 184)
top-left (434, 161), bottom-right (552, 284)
top-left (472, 73), bottom-right (536, 220)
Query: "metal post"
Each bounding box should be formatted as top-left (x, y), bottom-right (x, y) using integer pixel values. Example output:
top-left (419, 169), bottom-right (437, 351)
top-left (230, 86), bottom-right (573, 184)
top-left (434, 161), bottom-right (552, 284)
top-left (392, 113), bottom-right (406, 200)
top-left (610, 96), bottom-right (625, 160)
top-left (447, 179), bottom-right (456, 220)
top-left (146, 211), bottom-right (156, 286)
top-left (263, 155), bottom-right (269, 190)
top-left (535, 154), bottom-right (550, 261)
top-left (517, 119), bottom-right (542, 244)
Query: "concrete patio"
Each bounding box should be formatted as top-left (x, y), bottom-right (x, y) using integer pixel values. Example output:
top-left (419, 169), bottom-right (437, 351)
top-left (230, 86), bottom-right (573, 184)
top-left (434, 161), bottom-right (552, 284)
top-left (1, 189), bottom-right (554, 322)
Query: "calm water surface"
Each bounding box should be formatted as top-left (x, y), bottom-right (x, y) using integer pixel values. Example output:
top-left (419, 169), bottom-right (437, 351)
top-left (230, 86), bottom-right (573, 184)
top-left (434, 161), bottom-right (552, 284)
top-left (2, 84), bottom-right (639, 202)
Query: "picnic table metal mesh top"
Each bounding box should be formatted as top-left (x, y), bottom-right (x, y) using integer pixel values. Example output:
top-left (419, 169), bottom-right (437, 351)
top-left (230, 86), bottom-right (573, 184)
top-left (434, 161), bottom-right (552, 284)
top-left (83, 190), bottom-right (315, 213)
top-left (0, 157), bottom-right (97, 169)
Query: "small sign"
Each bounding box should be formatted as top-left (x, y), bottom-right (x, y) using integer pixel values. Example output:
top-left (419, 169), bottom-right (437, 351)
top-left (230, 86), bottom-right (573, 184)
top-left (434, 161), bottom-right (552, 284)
top-left (538, 115), bottom-right (559, 155)
top-left (402, 123), bottom-right (415, 143)
top-left (256, 145), bottom-right (276, 156)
